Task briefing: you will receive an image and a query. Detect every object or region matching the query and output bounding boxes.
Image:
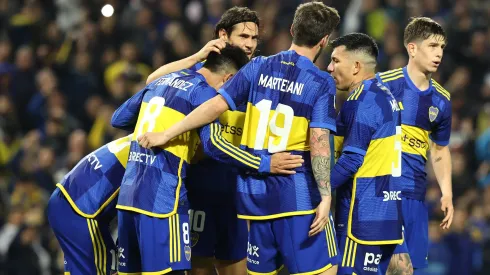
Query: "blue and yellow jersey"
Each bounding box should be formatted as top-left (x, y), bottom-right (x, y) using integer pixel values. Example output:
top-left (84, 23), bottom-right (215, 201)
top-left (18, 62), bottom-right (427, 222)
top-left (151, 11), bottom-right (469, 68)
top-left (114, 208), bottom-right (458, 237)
top-left (376, 67), bottom-right (452, 200)
top-left (57, 135), bottom-right (132, 219)
top-left (111, 70), bottom-right (270, 218)
top-left (334, 78), bottom-right (403, 245)
top-left (185, 61), bottom-right (245, 195)
top-left (217, 50), bottom-right (337, 220)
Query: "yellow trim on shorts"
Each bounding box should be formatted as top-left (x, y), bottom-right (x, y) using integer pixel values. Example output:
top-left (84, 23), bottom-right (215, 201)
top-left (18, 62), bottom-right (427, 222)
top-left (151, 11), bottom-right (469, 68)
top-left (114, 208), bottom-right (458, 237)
top-left (237, 210), bottom-right (316, 220)
top-left (247, 265), bottom-right (284, 275)
top-left (290, 263), bottom-right (333, 275)
top-left (87, 219), bottom-right (106, 275)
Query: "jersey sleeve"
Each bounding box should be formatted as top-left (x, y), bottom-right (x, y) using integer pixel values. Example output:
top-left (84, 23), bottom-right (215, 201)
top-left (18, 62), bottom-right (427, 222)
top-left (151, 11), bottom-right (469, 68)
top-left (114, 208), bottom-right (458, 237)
top-left (310, 78), bottom-right (337, 132)
top-left (190, 84), bottom-right (218, 109)
top-left (341, 101), bottom-right (378, 156)
top-left (429, 101), bottom-right (452, 146)
top-left (218, 58), bottom-right (260, 111)
top-left (197, 122), bottom-right (271, 173)
top-left (111, 87), bottom-right (148, 131)
top-left (375, 73), bottom-right (392, 90)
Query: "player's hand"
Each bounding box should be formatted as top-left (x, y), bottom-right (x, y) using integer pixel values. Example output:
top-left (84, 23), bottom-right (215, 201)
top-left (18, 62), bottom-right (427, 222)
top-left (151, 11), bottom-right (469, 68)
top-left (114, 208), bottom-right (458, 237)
top-left (270, 153), bottom-right (304, 174)
top-left (193, 39), bottom-right (227, 61)
top-left (137, 132), bottom-right (170, 149)
top-left (440, 195), bottom-right (454, 230)
top-left (309, 197), bottom-right (331, 236)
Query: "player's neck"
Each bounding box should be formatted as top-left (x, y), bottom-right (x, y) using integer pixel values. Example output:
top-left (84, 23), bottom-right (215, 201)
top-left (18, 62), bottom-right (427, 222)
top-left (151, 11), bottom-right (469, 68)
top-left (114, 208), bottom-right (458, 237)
top-left (350, 72), bottom-right (375, 92)
top-left (289, 44), bottom-right (317, 63)
top-left (197, 68), bottom-right (220, 89)
top-left (406, 61), bottom-right (431, 91)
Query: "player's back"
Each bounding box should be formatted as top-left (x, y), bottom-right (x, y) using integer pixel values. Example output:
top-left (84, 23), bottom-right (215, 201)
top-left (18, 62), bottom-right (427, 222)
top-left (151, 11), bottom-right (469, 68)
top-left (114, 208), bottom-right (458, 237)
top-left (117, 70), bottom-right (216, 217)
top-left (334, 78), bottom-right (403, 244)
top-left (376, 67), bottom-right (451, 201)
top-left (220, 50), bottom-right (337, 219)
top-left (57, 135), bottom-right (131, 219)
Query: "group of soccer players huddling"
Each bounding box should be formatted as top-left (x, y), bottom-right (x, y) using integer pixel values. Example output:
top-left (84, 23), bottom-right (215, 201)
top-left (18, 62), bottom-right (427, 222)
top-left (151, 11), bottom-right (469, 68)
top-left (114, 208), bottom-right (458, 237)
top-left (47, 2), bottom-right (454, 275)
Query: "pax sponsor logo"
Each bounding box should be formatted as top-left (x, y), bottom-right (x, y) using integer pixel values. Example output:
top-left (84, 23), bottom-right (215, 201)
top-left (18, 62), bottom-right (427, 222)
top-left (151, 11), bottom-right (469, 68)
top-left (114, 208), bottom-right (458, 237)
top-left (363, 253), bottom-right (381, 272)
top-left (247, 242), bottom-right (260, 265)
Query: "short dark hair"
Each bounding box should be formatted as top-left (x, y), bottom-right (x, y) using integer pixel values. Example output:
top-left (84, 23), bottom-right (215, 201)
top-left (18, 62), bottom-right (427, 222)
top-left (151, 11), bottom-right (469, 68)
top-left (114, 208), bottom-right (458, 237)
top-left (330, 33), bottom-right (379, 60)
top-left (403, 17), bottom-right (447, 46)
top-left (292, 2), bottom-right (340, 47)
top-left (203, 44), bottom-right (249, 74)
top-left (214, 7), bottom-right (260, 38)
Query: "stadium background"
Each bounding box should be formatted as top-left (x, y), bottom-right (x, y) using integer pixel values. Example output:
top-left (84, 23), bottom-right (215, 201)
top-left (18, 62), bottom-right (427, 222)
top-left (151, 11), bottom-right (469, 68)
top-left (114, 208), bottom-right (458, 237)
top-left (0, 0), bottom-right (488, 274)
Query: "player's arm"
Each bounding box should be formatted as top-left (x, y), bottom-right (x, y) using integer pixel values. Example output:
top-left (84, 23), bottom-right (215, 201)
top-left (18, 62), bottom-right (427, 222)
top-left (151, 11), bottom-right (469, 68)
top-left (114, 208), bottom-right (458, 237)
top-left (198, 122), bottom-right (303, 174)
top-left (146, 39), bottom-right (227, 84)
top-left (430, 102), bottom-right (453, 229)
top-left (308, 80), bottom-right (338, 236)
top-left (139, 60), bottom-right (256, 146)
top-left (331, 99), bottom-right (379, 189)
top-left (111, 87), bottom-right (148, 131)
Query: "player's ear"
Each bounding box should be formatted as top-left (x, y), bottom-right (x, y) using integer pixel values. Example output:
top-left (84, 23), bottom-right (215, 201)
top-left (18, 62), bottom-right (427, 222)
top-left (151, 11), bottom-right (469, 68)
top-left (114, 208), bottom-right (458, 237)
top-left (320, 36), bottom-right (329, 48)
top-left (353, 61), bottom-right (361, 75)
top-left (290, 25), bottom-right (294, 37)
top-left (222, 73), bottom-right (234, 83)
top-left (406, 42), bottom-right (416, 58)
top-left (218, 29), bottom-right (229, 41)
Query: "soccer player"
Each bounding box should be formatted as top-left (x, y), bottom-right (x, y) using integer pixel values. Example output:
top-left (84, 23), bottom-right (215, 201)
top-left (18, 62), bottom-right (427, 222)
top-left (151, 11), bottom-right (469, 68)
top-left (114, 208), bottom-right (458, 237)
top-left (326, 33), bottom-right (403, 275)
top-left (145, 7), bottom-right (260, 275)
top-left (47, 134), bottom-right (132, 275)
top-left (376, 17), bottom-right (453, 274)
top-left (111, 45), bottom-right (303, 275)
top-left (137, 2), bottom-right (341, 274)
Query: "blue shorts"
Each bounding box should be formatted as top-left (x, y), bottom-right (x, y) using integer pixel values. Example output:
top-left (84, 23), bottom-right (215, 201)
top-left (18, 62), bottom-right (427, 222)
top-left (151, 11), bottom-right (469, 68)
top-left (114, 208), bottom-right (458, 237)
top-left (247, 213), bottom-right (339, 275)
top-left (47, 188), bottom-right (117, 275)
top-left (188, 195), bottom-right (247, 261)
top-left (337, 235), bottom-right (396, 275)
top-left (117, 210), bottom-right (191, 274)
top-left (393, 198), bottom-right (428, 269)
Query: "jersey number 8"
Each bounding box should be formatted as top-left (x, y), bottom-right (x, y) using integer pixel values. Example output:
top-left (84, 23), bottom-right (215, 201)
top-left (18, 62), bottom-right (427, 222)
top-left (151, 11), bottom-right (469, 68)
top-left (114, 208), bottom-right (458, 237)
top-left (135, 96), bottom-right (166, 139)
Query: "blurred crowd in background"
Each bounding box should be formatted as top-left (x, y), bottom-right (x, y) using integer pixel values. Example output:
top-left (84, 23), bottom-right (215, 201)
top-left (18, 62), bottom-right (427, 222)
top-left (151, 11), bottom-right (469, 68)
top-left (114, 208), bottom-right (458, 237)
top-left (0, 0), bottom-right (488, 274)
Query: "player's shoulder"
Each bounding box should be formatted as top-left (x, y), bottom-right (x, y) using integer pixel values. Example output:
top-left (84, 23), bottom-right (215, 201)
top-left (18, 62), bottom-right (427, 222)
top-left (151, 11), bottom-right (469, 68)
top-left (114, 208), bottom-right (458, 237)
top-left (376, 67), bottom-right (405, 84)
top-left (347, 79), bottom-right (396, 110)
top-left (430, 79), bottom-right (451, 102)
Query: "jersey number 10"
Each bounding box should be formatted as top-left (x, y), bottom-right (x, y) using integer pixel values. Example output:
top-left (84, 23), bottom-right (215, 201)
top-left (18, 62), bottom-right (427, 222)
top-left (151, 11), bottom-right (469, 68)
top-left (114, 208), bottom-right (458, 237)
top-left (254, 99), bottom-right (294, 153)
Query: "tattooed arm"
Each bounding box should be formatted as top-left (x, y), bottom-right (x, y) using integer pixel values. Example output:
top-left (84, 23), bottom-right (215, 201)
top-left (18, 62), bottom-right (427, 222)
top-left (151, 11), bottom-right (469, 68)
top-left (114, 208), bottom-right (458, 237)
top-left (430, 141), bottom-right (454, 229)
top-left (311, 128), bottom-right (332, 197)
top-left (386, 253), bottom-right (414, 275)
top-left (308, 128), bottom-right (332, 236)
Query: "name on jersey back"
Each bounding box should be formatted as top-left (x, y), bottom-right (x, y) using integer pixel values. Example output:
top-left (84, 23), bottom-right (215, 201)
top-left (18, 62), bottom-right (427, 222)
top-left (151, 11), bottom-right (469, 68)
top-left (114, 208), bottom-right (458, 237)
top-left (156, 76), bottom-right (194, 91)
top-left (258, 74), bottom-right (304, 95)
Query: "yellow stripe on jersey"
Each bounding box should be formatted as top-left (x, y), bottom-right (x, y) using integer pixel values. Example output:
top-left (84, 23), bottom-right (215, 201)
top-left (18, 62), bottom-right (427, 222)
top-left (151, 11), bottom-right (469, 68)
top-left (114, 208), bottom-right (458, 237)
top-left (355, 135), bottom-right (397, 178)
top-left (401, 124), bottom-right (430, 159)
top-left (247, 265), bottom-right (285, 275)
top-left (93, 220), bottom-right (107, 275)
top-left (378, 68), bottom-right (402, 77)
top-left (347, 85), bottom-right (364, 101)
top-left (398, 101), bottom-right (404, 110)
top-left (382, 73), bottom-right (404, 82)
top-left (327, 221), bottom-right (338, 256)
top-left (354, 84), bottom-right (365, 100)
top-left (432, 81), bottom-right (451, 100)
top-left (333, 136), bottom-right (344, 162)
top-left (218, 110), bottom-right (246, 146)
top-left (351, 240), bottom-right (357, 267)
top-left (133, 103), bottom-right (200, 163)
top-left (240, 102), bottom-right (310, 152)
top-left (346, 239), bottom-right (353, 267)
top-left (57, 184), bottom-right (121, 219)
top-left (169, 215), bottom-right (173, 263)
top-left (210, 123), bottom-right (261, 169)
top-left (176, 214), bottom-right (181, 262)
top-left (87, 219), bottom-right (102, 275)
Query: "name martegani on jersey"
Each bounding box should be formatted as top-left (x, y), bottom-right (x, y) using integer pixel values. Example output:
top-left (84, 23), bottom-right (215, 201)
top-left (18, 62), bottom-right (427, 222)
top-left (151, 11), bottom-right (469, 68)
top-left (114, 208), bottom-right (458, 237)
top-left (258, 74), bottom-right (304, 95)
